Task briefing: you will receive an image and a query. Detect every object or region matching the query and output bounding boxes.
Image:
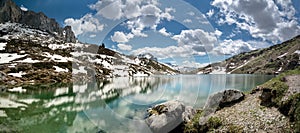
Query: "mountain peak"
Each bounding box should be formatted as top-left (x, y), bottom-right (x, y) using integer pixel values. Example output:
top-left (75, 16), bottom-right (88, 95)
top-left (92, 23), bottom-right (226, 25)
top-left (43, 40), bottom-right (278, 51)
top-left (0, 0), bottom-right (22, 23)
top-left (0, 0), bottom-right (76, 43)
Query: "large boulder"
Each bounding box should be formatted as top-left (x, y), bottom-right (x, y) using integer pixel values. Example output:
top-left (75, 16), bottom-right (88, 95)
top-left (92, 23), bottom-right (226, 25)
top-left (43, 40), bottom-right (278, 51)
top-left (203, 89), bottom-right (245, 116)
top-left (145, 100), bottom-right (196, 133)
top-left (198, 89), bottom-right (244, 127)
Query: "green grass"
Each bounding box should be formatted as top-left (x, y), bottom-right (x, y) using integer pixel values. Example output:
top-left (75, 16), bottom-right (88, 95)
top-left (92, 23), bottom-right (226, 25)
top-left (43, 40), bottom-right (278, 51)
top-left (207, 116), bottom-right (222, 129)
top-left (259, 66), bottom-right (300, 132)
top-left (184, 110), bottom-right (203, 133)
top-left (260, 66), bottom-right (300, 104)
top-left (183, 110), bottom-right (222, 133)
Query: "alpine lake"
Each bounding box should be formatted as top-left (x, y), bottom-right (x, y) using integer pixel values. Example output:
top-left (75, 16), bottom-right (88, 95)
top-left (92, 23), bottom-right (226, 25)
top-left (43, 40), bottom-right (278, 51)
top-left (0, 74), bottom-right (274, 133)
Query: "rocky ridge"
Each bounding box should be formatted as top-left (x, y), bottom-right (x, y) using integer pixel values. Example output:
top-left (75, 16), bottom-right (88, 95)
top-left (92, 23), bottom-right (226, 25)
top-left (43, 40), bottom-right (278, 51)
top-left (196, 35), bottom-right (300, 74)
top-left (0, 0), bottom-right (76, 43)
top-left (0, 0), bottom-right (179, 86)
top-left (0, 22), bottom-right (178, 86)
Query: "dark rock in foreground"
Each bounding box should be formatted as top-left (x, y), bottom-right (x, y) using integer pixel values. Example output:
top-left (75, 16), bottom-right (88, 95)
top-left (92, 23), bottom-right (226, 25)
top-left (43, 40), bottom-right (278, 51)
top-left (202, 89), bottom-right (245, 116)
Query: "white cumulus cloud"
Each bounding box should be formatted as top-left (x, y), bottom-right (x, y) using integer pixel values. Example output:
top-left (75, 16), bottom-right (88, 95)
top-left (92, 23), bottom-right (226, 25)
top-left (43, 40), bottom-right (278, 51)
top-left (64, 14), bottom-right (104, 37)
top-left (206, 9), bottom-right (214, 17)
top-left (117, 43), bottom-right (132, 51)
top-left (172, 29), bottom-right (218, 52)
top-left (183, 19), bottom-right (192, 23)
top-left (212, 39), bottom-right (271, 55)
top-left (158, 27), bottom-right (171, 37)
top-left (111, 31), bottom-right (134, 43)
top-left (131, 45), bottom-right (206, 59)
top-left (211, 0), bottom-right (300, 43)
top-left (89, 0), bottom-right (175, 39)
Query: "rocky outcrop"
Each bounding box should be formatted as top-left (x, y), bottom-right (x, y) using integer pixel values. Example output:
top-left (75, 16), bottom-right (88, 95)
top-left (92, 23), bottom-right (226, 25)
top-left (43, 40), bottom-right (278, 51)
top-left (63, 26), bottom-right (76, 43)
top-left (0, 0), bottom-right (22, 23)
top-left (145, 100), bottom-right (196, 133)
top-left (202, 89), bottom-right (245, 116)
top-left (0, 0), bottom-right (76, 43)
top-left (192, 89), bottom-right (245, 131)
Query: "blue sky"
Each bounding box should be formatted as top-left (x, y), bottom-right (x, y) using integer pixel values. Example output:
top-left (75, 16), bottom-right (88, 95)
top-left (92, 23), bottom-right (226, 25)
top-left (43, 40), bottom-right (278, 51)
top-left (14, 0), bottom-right (300, 67)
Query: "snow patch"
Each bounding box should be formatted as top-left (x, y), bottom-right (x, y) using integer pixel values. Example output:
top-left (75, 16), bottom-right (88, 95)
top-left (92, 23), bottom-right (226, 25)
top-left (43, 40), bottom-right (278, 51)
top-left (8, 63), bottom-right (17, 68)
top-left (15, 58), bottom-right (40, 63)
top-left (294, 50), bottom-right (300, 54)
top-left (73, 66), bottom-right (87, 74)
top-left (53, 66), bottom-right (69, 72)
top-left (0, 53), bottom-right (27, 64)
top-left (8, 87), bottom-right (27, 93)
top-left (0, 42), bottom-right (6, 50)
top-left (43, 52), bottom-right (72, 62)
top-left (210, 67), bottom-right (226, 74)
top-left (8, 71), bottom-right (26, 78)
top-left (48, 43), bottom-right (71, 50)
top-left (133, 72), bottom-right (148, 77)
top-left (278, 52), bottom-right (288, 58)
top-left (229, 60), bottom-right (252, 74)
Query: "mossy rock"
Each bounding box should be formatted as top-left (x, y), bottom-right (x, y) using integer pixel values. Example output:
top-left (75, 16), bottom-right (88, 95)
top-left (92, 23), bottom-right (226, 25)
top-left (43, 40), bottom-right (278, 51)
top-left (148, 104), bottom-right (168, 116)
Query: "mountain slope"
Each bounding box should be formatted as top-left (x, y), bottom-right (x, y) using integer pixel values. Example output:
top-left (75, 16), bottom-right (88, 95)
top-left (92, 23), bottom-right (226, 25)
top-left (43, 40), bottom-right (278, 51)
top-left (196, 35), bottom-right (300, 74)
top-left (0, 1), bottom-right (179, 86)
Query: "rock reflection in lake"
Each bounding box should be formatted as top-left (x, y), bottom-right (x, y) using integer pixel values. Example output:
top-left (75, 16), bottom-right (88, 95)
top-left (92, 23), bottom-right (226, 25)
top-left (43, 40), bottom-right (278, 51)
top-left (0, 74), bottom-right (274, 132)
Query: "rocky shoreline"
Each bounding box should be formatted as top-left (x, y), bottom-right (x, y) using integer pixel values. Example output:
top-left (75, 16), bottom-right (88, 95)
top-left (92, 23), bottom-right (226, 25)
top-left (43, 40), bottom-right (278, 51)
top-left (145, 67), bottom-right (300, 133)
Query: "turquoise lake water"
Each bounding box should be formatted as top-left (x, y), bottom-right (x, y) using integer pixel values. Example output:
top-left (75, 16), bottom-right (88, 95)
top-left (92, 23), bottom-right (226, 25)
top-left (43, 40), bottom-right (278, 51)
top-left (0, 74), bottom-right (274, 133)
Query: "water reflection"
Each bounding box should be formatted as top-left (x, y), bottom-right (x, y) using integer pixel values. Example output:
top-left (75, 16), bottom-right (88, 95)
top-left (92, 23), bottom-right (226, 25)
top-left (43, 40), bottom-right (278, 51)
top-left (0, 74), bottom-right (274, 132)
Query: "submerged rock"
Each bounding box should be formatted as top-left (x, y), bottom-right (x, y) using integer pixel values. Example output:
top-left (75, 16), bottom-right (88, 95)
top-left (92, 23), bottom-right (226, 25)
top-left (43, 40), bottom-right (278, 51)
top-left (145, 100), bottom-right (195, 133)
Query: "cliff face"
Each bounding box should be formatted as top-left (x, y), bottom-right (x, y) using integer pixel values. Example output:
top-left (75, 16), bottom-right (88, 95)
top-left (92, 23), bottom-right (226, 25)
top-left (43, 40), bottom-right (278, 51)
top-left (0, 0), bottom-right (22, 23)
top-left (0, 0), bottom-right (76, 43)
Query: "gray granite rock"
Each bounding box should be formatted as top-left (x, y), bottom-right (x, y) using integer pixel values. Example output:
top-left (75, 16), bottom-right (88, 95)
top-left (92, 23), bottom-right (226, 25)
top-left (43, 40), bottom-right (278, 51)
top-left (145, 100), bottom-right (195, 133)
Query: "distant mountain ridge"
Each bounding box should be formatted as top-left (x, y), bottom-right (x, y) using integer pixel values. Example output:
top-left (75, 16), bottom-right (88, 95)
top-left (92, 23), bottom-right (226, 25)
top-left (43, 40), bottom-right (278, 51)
top-left (196, 35), bottom-right (300, 74)
top-left (0, 0), bottom-right (76, 43)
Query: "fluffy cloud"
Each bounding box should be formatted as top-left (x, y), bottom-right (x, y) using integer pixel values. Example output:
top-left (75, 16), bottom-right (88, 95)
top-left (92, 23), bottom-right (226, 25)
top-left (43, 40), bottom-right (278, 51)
top-left (213, 39), bottom-right (256, 55)
top-left (89, 0), bottom-right (175, 38)
top-left (111, 31), bottom-right (134, 43)
top-left (64, 14), bottom-right (104, 36)
top-left (211, 0), bottom-right (300, 43)
top-left (172, 29), bottom-right (218, 52)
top-left (131, 45), bottom-right (206, 59)
top-left (183, 19), bottom-right (192, 23)
top-left (117, 43), bottom-right (132, 51)
top-left (206, 9), bottom-right (214, 18)
top-left (181, 61), bottom-right (207, 68)
top-left (158, 27), bottom-right (171, 36)
top-left (20, 5), bottom-right (28, 11)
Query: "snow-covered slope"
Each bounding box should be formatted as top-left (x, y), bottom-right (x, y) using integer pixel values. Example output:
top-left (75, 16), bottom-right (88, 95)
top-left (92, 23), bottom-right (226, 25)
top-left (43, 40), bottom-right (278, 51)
top-left (0, 22), bottom-right (178, 86)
